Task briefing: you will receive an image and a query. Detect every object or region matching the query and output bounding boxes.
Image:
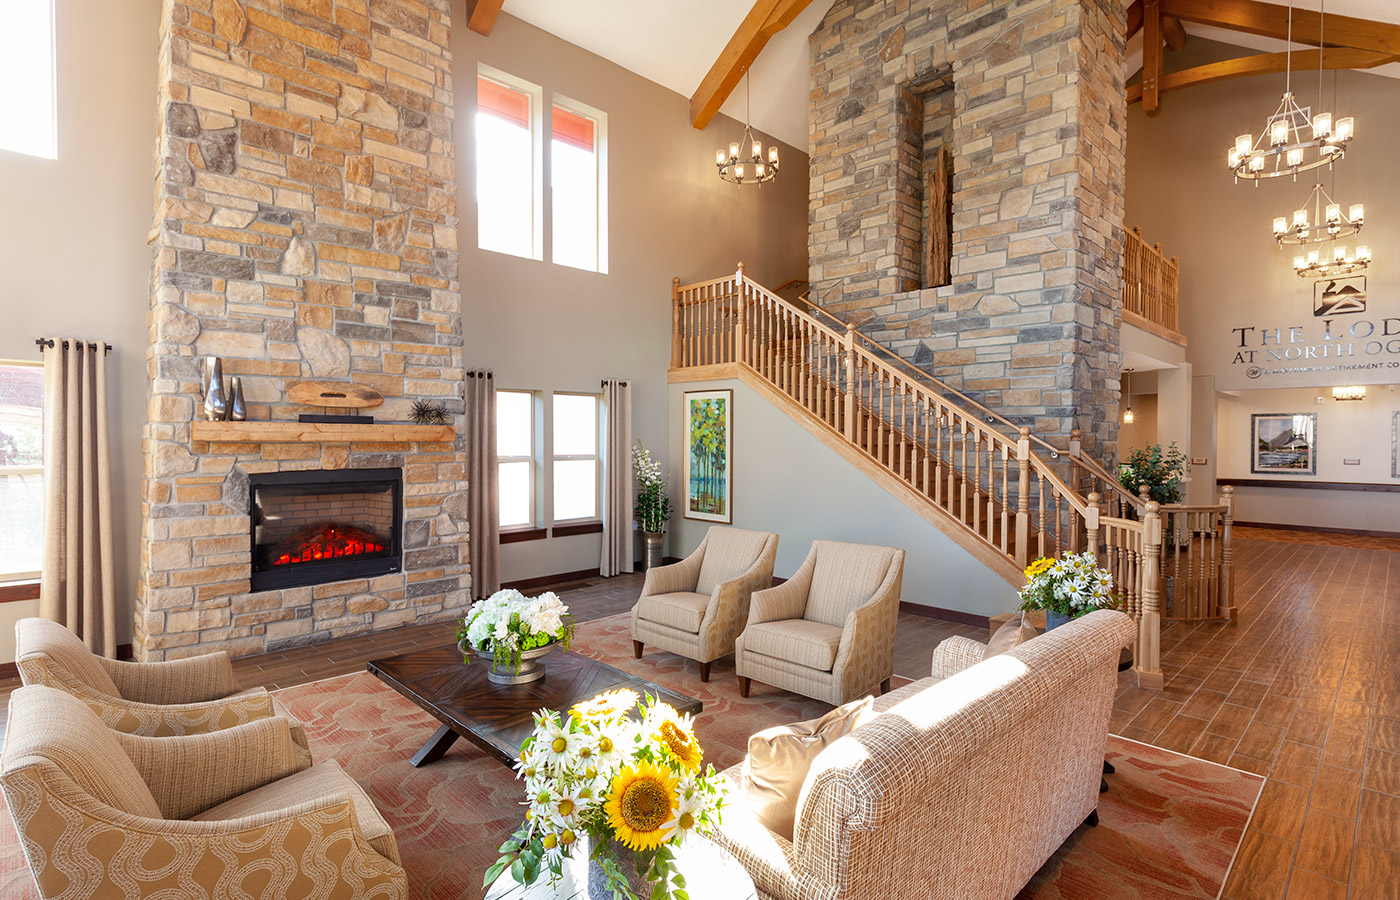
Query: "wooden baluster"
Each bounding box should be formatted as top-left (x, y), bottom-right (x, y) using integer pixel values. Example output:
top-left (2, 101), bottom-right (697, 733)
top-left (958, 421), bottom-right (969, 526)
top-left (671, 278), bottom-right (682, 369)
top-left (843, 325), bottom-right (856, 443)
top-left (1015, 429), bottom-right (1031, 568)
top-left (972, 430), bottom-right (983, 538)
top-left (1135, 502), bottom-right (1164, 690)
top-left (1085, 492), bottom-right (1101, 564)
top-left (999, 443), bottom-right (1010, 553)
top-left (1036, 471), bottom-right (1047, 558)
top-left (1220, 485), bottom-right (1235, 620)
top-left (734, 282), bottom-right (747, 368)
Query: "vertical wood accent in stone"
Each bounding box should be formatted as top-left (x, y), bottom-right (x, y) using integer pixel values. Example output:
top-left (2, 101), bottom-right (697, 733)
top-left (139, 0), bottom-right (466, 661)
top-left (808, 0), bottom-right (1127, 457)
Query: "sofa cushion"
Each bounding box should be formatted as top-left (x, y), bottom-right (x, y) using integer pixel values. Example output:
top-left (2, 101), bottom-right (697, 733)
top-left (803, 542), bottom-right (900, 628)
top-left (192, 759), bottom-right (400, 865)
top-left (696, 527), bottom-right (773, 595)
top-left (983, 613), bottom-right (1039, 661)
top-left (744, 696), bottom-right (875, 840)
top-left (634, 592), bottom-right (710, 634)
top-left (742, 619), bottom-right (843, 671)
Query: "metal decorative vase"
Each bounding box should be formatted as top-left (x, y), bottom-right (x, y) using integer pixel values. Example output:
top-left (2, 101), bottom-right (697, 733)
top-left (229, 376), bottom-right (247, 421)
top-left (1045, 610), bottom-right (1072, 631)
top-left (587, 836), bottom-right (652, 900)
top-left (642, 532), bottom-right (665, 570)
top-left (202, 357), bottom-right (228, 421)
top-left (459, 636), bottom-right (556, 685)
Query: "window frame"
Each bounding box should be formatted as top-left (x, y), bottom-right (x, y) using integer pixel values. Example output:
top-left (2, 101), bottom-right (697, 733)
top-left (495, 388), bottom-right (538, 532)
top-left (0, 358), bottom-right (44, 584)
top-left (549, 93), bottom-right (609, 274)
top-left (549, 391), bottom-right (601, 525)
top-left (0, 0), bottom-right (58, 160)
top-left (475, 64), bottom-right (544, 262)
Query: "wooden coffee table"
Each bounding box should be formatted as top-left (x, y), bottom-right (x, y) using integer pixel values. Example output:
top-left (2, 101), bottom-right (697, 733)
top-left (366, 646), bottom-right (703, 767)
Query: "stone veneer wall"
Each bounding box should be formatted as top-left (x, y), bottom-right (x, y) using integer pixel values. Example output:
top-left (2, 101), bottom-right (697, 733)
top-left (138, 0), bottom-right (467, 660)
top-left (809, 0), bottom-right (1127, 455)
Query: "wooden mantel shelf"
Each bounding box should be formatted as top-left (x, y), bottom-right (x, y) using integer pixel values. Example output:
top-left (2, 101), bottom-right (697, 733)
top-left (190, 421), bottom-right (454, 443)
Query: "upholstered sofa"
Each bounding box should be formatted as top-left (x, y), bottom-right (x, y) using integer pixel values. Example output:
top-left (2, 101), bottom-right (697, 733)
top-left (735, 541), bottom-right (904, 705)
top-left (713, 609), bottom-right (1137, 900)
top-left (1, 684), bottom-right (407, 900)
top-left (14, 616), bottom-right (306, 745)
top-left (632, 526), bottom-right (778, 681)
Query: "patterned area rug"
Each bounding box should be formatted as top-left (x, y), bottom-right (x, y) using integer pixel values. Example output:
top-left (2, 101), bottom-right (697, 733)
top-left (0, 613), bottom-right (1262, 900)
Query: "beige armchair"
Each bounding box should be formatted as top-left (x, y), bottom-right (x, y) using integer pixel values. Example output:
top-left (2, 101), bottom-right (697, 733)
top-left (15, 617), bottom-right (306, 747)
top-left (631, 526), bottom-right (778, 681)
top-left (1, 685), bottom-right (407, 900)
top-left (735, 540), bottom-right (904, 705)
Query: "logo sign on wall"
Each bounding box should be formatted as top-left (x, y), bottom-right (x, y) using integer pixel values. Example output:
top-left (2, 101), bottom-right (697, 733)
top-left (1314, 277), bottom-right (1366, 317)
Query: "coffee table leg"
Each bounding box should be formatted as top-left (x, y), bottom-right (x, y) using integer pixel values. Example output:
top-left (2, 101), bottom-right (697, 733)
top-left (410, 723), bottom-right (460, 767)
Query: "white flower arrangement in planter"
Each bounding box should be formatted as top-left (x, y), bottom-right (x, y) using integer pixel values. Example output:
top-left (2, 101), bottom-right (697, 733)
top-left (458, 589), bottom-right (574, 682)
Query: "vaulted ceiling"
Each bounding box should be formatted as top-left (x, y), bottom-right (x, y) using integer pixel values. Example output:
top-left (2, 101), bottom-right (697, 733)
top-left (496, 0), bottom-right (1400, 150)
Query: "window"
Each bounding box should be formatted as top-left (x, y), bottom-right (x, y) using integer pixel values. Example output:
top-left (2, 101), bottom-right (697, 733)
top-left (0, 0), bottom-right (57, 159)
top-left (497, 390), bottom-right (534, 528)
top-left (476, 67), bottom-right (542, 260)
top-left (0, 362), bottom-right (44, 581)
top-left (551, 97), bottom-right (607, 272)
top-left (551, 393), bottom-right (598, 522)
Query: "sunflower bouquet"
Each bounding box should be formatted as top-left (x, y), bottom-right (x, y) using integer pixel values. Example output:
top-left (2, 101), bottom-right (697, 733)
top-left (484, 689), bottom-right (728, 899)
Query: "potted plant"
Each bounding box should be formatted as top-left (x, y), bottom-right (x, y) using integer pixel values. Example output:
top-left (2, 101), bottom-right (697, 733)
top-left (485, 690), bottom-right (728, 900)
top-left (458, 589), bottom-right (574, 685)
top-left (1019, 552), bottom-right (1117, 630)
top-left (1117, 442), bottom-right (1190, 505)
top-left (633, 440), bottom-right (671, 570)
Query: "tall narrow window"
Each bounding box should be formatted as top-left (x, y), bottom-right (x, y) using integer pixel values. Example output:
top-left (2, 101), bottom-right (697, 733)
top-left (0, 0), bottom-right (57, 159)
top-left (0, 362), bottom-right (45, 581)
top-left (552, 393), bottom-right (598, 522)
top-left (497, 390), bottom-right (535, 528)
top-left (477, 68), bottom-right (542, 260)
top-left (551, 98), bottom-right (607, 272)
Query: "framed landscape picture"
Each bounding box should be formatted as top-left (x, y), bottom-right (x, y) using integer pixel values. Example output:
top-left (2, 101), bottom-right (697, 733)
top-left (684, 389), bottom-right (732, 522)
top-left (1251, 413), bottom-right (1317, 476)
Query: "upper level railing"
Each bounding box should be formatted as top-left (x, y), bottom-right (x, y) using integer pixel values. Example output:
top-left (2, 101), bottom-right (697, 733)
top-left (1123, 225), bottom-right (1180, 336)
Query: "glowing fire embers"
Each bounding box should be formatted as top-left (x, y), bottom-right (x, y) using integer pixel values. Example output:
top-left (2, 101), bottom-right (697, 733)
top-left (270, 523), bottom-right (386, 566)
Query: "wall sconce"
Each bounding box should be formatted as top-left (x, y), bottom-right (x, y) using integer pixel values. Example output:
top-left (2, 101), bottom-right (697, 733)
top-left (1332, 385), bottom-right (1366, 401)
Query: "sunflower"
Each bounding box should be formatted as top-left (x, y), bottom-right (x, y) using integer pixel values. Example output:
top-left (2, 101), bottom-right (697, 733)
top-left (655, 718), bottom-right (703, 771)
top-left (604, 762), bottom-right (679, 850)
top-left (572, 689), bottom-right (639, 724)
top-left (1024, 557), bottom-right (1055, 580)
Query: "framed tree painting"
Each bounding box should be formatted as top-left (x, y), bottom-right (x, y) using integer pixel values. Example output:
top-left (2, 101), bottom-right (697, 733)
top-left (684, 389), bottom-right (732, 522)
top-left (1251, 413), bottom-right (1317, 475)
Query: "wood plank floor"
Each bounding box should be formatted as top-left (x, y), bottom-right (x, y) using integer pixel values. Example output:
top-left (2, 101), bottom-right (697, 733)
top-left (2, 531), bottom-right (1394, 899)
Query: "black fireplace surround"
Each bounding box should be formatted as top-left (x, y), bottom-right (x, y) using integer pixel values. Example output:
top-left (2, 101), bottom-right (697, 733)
top-left (248, 468), bottom-right (403, 592)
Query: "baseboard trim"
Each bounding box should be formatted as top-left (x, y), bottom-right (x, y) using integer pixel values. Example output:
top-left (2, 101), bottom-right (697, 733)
top-left (899, 602), bottom-right (989, 630)
top-left (1, 642), bottom-right (132, 680)
top-left (498, 560), bottom-right (681, 596)
top-left (1235, 520), bottom-right (1400, 540)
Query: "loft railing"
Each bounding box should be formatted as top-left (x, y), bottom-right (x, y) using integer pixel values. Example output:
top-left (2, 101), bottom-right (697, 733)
top-left (671, 265), bottom-right (1175, 687)
top-left (1123, 225), bottom-right (1180, 336)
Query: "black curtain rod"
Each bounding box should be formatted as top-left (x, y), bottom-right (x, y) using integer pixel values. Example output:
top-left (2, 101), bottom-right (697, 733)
top-left (36, 339), bottom-right (112, 355)
top-left (602, 379), bottom-right (628, 387)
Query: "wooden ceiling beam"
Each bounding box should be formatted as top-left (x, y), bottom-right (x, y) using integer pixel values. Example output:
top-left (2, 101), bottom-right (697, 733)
top-left (467, 0), bottom-right (504, 36)
top-left (1143, 0), bottom-right (1164, 116)
top-left (1161, 0), bottom-right (1400, 56)
top-left (1163, 15), bottom-right (1189, 51)
top-left (1126, 45), bottom-right (1398, 104)
top-left (689, 0), bottom-right (818, 130)
top-left (1127, 0), bottom-right (1144, 39)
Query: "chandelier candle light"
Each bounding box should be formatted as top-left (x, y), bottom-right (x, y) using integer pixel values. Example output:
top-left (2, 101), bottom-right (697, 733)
top-left (1274, 182), bottom-right (1369, 278)
top-left (716, 72), bottom-right (779, 186)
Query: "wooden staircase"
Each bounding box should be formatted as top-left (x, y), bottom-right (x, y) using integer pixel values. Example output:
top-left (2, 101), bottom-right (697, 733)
top-left (668, 266), bottom-right (1217, 690)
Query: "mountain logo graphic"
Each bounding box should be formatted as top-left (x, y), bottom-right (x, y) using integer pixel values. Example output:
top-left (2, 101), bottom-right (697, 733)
top-left (1314, 276), bottom-right (1366, 316)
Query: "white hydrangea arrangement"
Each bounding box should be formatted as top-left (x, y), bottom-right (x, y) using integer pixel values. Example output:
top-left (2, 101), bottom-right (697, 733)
top-left (484, 689), bottom-right (728, 899)
top-left (1018, 552), bottom-right (1117, 620)
top-left (459, 589), bottom-right (574, 674)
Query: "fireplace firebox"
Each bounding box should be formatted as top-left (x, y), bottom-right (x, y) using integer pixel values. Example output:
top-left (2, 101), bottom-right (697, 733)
top-left (248, 468), bottom-right (403, 592)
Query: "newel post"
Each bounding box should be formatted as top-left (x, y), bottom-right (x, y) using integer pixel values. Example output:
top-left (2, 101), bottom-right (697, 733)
top-left (1219, 485), bottom-right (1236, 620)
top-left (1085, 492), bottom-right (1101, 561)
top-left (670, 277), bottom-right (682, 370)
top-left (843, 322), bottom-right (857, 442)
top-left (1015, 427), bottom-right (1032, 568)
top-left (1068, 428), bottom-right (1083, 495)
top-left (1136, 501), bottom-right (1165, 690)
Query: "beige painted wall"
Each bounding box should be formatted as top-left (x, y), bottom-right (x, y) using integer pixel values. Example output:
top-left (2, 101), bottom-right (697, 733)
top-left (1126, 39), bottom-right (1400, 393)
top-left (667, 379), bottom-right (1017, 620)
top-left (0, 0), bottom-right (161, 658)
top-left (1217, 386), bottom-right (1400, 530)
top-left (1119, 388), bottom-right (1159, 451)
top-left (454, 15), bottom-right (810, 584)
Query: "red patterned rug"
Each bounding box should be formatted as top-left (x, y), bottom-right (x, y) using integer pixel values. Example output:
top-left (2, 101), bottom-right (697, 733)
top-left (0, 613), bottom-right (1261, 900)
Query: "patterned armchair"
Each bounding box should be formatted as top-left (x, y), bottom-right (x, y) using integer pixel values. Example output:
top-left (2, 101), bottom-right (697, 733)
top-left (14, 617), bottom-right (306, 747)
top-left (734, 541), bottom-right (904, 706)
top-left (714, 610), bottom-right (1138, 900)
top-left (631, 526), bottom-right (778, 681)
top-left (1, 685), bottom-right (407, 900)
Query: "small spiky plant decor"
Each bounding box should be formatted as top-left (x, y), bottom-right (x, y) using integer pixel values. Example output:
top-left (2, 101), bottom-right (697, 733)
top-left (410, 399), bottom-right (450, 425)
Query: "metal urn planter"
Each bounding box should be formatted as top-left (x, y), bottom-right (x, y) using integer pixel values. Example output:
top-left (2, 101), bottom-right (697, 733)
top-left (642, 532), bottom-right (665, 569)
top-left (460, 636), bottom-right (558, 685)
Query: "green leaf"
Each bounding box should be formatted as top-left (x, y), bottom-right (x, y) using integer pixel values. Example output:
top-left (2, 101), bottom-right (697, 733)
top-left (510, 857), bottom-right (525, 884)
top-left (483, 859), bottom-right (510, 888)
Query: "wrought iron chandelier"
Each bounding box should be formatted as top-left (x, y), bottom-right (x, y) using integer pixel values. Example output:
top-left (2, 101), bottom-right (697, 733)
top-left (1273, 183), bottom-right (1362, 246)
top-left (1226, 0), bottom-right (1354, 183)
top-left (716, 72), bottom-right (779, 186)
top-left (1292, 243), bottom-right (1370, 279)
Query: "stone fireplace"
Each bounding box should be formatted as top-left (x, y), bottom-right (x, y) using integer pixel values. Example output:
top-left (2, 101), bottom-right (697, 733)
top-left (137, 0), bottom-right (468, 661)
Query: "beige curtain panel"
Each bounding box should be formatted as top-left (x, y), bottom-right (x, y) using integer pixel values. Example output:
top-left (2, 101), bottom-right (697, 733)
top-left (599, 379), bottom-right (633, 577)
top-left (465, 370), bottom-right (500, 601)
top-left (40, 339), bottom-right (117, 658)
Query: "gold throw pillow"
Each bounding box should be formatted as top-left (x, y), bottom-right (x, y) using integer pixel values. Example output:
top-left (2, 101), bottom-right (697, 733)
top-left (744, 696), bottom-right (875, 840)
top-left (983, 612), bottom-right (1040, 661)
